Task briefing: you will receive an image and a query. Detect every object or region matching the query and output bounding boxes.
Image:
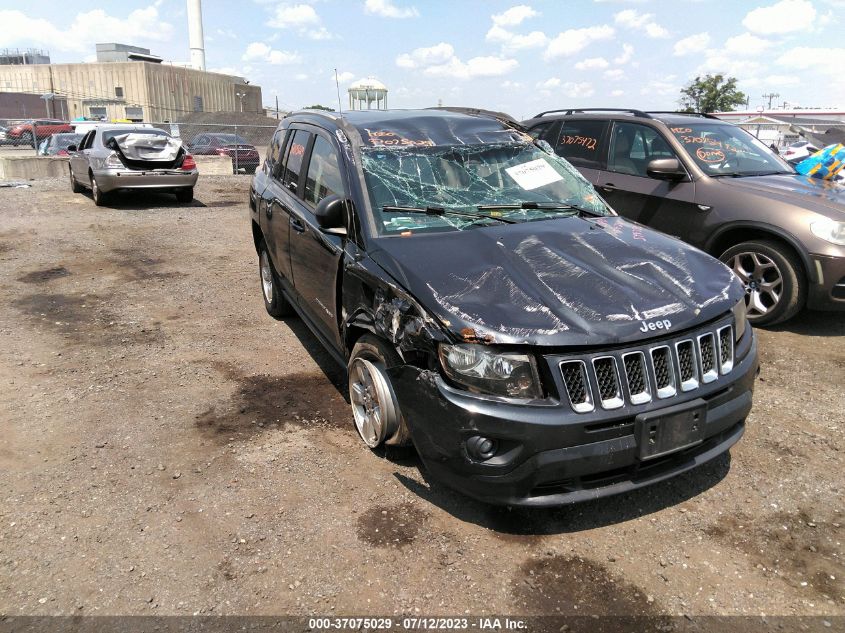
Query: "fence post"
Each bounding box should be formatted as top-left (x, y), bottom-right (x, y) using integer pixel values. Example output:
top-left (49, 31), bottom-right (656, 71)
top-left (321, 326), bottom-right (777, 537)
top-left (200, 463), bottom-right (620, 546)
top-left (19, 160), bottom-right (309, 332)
top-left (32, 122), bottom-right (38, 152)
top-left (234, 123), bottom-right (239, 173)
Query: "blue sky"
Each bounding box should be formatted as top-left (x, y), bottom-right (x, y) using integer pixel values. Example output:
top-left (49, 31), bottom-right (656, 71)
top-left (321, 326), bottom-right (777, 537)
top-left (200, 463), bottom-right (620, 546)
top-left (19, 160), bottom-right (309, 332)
top-left (1, 0), bottom-right (843, 119)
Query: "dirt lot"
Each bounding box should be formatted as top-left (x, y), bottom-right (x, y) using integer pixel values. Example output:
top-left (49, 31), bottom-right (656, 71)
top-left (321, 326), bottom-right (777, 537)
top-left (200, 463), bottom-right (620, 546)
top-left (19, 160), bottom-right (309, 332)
top-left (0, 176), bottom-right (843, 623)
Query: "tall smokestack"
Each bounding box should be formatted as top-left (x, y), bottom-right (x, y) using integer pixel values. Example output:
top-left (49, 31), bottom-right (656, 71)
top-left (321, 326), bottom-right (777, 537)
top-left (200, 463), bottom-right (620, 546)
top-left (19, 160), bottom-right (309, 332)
top-left (187, 0), bottom-right (206, 71)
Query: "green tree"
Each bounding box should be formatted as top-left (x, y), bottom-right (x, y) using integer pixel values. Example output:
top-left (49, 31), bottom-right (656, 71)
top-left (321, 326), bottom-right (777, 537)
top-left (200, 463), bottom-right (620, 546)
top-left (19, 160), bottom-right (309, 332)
top-left (679, 74), bottom-right (747, 113)
top-left (304, 104), bottom-right (335, 111)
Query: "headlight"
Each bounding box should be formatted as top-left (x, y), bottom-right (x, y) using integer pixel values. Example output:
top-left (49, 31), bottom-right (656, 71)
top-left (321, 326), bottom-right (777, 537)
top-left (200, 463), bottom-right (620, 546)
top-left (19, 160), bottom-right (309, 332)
top-left (810, 219), bottom-right (845, 246)
top-left (438, 344), bottom-right (542, 399)
top-left (732, 298), bottom-right (747, 342)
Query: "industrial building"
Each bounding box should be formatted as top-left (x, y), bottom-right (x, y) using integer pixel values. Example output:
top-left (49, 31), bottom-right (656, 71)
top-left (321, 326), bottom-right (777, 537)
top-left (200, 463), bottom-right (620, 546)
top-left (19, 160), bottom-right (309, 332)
top-left (0, 1), bottom-right (262, 122)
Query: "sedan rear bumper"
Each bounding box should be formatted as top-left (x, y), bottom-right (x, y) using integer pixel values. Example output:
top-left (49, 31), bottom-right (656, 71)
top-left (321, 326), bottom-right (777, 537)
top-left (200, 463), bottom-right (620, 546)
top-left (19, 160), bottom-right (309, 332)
top-left (94, 169), bottom-right (198, 193)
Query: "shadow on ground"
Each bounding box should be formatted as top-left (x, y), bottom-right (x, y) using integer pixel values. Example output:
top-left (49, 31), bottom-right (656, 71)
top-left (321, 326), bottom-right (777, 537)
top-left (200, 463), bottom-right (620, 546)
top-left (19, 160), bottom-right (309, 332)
top-left (769, 309), bottom-right (845, 337)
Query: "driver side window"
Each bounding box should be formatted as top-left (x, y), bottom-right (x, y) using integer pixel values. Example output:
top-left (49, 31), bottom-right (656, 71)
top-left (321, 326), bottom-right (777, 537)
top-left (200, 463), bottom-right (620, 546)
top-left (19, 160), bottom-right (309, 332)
top-left (608, 122), bottom-right (678, 178)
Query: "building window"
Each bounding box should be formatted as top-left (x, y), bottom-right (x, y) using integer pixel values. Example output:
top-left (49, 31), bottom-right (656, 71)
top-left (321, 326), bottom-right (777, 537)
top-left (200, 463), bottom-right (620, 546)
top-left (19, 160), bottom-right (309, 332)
top-left (89, 106), bottom-right (107, 120)
top-left (115, 86), bottom-right (124, 98)
top-left (125, 106), bottom-right (143, 122)
top-left (193, 96), bottom-right (203, 112)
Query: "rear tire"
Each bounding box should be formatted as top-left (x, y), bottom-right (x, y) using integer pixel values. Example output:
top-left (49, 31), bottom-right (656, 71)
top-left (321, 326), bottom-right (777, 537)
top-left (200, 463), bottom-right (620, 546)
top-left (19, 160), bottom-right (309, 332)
top-left (719, 239), bottom-right (805, 326)
top-left (258, 241), bottom-right (294, 319)
top-left (347, 335), bottom-right (412, 449)
top-left (69, 167), bottom-right (83, 193)
top-left (175, 187), bottom-right (194, 203)
top-left (90, 174), bottom-right (108, 207)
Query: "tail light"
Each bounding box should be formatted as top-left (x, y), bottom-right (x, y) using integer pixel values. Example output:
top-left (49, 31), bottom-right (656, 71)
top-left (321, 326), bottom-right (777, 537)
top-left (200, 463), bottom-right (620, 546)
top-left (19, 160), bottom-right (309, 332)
top-left (57, 149), bottom-right (68, 156)
top-left (181, 154), bottom-right (197, 170)
top-left (214, 148), bottom-right (228, 155)
top-left (105, 152), bottom-right (123, 168)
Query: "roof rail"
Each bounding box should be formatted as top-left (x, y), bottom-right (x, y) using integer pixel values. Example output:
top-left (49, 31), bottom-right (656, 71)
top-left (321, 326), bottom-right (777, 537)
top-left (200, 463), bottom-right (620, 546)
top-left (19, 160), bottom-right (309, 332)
top-left (428, 106), bottom-right (525, 130)
top-left (533, 108), bottom-right (652, 119)
top-left (647, 111), bottom-right (721, 120)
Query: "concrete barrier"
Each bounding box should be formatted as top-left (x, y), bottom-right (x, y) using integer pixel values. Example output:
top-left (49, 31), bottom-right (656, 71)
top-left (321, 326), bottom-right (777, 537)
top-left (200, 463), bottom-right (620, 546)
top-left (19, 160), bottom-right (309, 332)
top-left (0, 155), bottom-right (233, 180)
top-left (0, 156), bottom-right (69, 180)
top-left (194, 155), bottom-right (233, 175)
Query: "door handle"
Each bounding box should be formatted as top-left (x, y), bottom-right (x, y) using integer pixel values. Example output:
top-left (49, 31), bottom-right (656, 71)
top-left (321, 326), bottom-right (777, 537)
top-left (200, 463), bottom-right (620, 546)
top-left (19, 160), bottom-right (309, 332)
top-left (265, 198), bottom-right (274, 219)
top-left (290, 215), bottom-right (305, 233)
top-left (600, 183), bottom-right (618, 192)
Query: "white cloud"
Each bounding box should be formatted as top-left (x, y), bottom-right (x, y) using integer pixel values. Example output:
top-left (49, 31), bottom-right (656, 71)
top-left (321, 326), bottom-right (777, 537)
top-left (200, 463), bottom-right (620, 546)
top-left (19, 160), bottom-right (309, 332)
top-left (614, 9), bottom-right (669, 38)
top-left (424, 56), bottom-right (519, 80)
top-left (776, 46), bottom-right (845, 71)
top-left (698, 54), bottom-right (762, 78)
top-left (335, 71), bottom-right (355, 83)
top-left (364, 0), bottom-right (419, 19)
top-left (536, 77), bottom-right (561, 89)
top-left (243, 41), bottom-right (300, 65)
top-left (491, 5), bottom-right (538, 26)
top-left (544, 25), bottom-right (614, 59)
top-left (613, 43), bottom-right (634, 64)
top-left (575, 57), bottom-right (609, 70)
top-left (604, 68), bottom-right (626, 80)
top-left (563, 82), bottom-right (595, 98)
top-left (724, 32), bottom-right (772, 56)
top-left (486, 24), bottom-right (548, 50)
top-left (268, 4), bottom-right (320, 27)
top-left (0, 6), bottom-right (172, 53)
top-left (673, 32), bottom-right (710, 56)
top-left (611, 89), bottom-right (625, 97)
top-left (501, 80), bottom-right (523, 89)
top-left (743, 0), bottom-right (816, 34)
top-left (639, 78), bottom-right (677, 96)
top-left (744, 73), bottom-right (801, 87)
top-left (395, 42), bottom-right (454, 68)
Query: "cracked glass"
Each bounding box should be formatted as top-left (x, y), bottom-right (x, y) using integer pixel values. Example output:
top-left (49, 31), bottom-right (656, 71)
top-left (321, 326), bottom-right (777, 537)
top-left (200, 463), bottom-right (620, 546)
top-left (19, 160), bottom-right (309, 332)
top-left (360, 142), bottom-right (611, 235)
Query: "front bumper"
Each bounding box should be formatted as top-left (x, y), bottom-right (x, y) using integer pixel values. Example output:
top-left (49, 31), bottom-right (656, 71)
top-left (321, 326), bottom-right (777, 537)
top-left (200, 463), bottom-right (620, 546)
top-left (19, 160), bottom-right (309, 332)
top-left (807, 253), bottom-right (845, 311)
top-left (93, 169), bottom-right (198, 193)
top-left (391, 321), bottom-right (758, 507)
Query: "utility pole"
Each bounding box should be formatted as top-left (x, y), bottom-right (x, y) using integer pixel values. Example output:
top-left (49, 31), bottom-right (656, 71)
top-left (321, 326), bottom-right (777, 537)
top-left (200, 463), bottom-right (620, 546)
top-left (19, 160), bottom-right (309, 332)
top-left (762, 93), bottom-right (780, 110)
top-left (275, 95), bottom-right (279, 120)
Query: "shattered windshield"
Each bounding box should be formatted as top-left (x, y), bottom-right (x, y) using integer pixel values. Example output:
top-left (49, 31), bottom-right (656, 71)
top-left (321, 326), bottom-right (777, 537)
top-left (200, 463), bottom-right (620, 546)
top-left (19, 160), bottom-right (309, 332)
top-left (669, 123), bottom-right (792, 177)
top-left (361, 142), bottom-right (611, 235)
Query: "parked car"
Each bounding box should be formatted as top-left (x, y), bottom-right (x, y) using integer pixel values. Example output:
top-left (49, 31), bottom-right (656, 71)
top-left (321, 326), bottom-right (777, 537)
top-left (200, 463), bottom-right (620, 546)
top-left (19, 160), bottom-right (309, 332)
top-left (5, 119), bottom-right (73, 146)
top-left (781, 140), bottom-right (819, 165)
top-left (37, 132), bottom-right (83, 156)
top-left (523, 109), bottom-right (845, 325)
top-left (188, 133), bottom-right (260, 173)
top-left (67, 124), bottom-right (197, 205)
top-left (249, 108), bottom-right (757, 507)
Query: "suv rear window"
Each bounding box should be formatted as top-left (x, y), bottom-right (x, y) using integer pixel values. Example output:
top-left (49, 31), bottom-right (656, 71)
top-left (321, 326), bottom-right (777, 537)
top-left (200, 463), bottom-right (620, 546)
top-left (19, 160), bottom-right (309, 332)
top-left (554, 120), bottom-right (608, 168)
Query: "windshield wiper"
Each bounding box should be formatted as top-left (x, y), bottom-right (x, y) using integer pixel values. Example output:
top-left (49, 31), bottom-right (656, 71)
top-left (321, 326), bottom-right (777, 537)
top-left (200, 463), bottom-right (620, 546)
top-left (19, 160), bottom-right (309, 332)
top-left (382, 205), bottom-right (516, 224)
top-left (477, 201), bottom-right (604, 217)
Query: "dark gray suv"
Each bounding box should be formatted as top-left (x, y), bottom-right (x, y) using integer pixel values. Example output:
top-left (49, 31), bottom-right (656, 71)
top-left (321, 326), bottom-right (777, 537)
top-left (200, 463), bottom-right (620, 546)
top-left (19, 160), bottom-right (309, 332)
top-left (523, 109), bottom-right (845, 325)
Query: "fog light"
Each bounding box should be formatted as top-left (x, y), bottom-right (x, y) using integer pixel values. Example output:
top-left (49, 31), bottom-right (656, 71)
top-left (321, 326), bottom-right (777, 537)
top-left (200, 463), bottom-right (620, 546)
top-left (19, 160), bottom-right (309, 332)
top-left (466, 435), bottom-right (498, 461)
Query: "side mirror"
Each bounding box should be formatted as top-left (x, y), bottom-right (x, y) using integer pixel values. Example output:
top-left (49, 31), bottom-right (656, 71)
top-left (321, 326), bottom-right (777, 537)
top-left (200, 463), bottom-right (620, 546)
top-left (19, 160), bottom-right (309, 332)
top-left (67, 144), bottom-right (77, 152)
top-left (315, 194), bottom-right (347, 231)
top-left (647, 158), bottom-right (687, 181)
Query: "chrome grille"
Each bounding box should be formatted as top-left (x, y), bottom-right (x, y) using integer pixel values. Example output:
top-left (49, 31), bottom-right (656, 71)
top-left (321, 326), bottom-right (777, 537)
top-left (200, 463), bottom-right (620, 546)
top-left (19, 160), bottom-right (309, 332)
top-left (560, 361), bottom-right (593, 413)
top-left (558, 323), bottom-right (735, 413)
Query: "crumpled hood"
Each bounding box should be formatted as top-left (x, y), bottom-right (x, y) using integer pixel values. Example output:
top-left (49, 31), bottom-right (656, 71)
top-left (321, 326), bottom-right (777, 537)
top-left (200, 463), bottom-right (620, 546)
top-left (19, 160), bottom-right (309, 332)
top-left (716, 173), bottom-right (845, 217)
top-left (369, 216), bottom-right (743, 347)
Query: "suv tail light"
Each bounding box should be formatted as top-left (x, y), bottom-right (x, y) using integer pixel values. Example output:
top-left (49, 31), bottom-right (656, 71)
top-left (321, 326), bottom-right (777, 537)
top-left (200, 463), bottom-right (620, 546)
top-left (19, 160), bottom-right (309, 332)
top-left (181, 154), bottom-right (197, 170)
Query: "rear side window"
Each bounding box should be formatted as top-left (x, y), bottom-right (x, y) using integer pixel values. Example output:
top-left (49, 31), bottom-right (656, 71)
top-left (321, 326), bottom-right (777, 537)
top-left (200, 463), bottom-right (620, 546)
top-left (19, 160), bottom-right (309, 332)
top-left (303, 136), bottom-right (345, 208)
top-left (555, 120), bottom-right (608, 168)
top-left (281, 129), bottom-right (310, 193)
top-left (527, 121), bottom-right (556, 140)
top-left (266, 129), bottom-right (285, 174)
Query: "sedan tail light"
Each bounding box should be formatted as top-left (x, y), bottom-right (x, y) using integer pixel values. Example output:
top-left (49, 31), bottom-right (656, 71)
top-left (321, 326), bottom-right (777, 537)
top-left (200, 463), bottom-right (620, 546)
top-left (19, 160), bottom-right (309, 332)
top-left (181, 154), bottom-right (197, 170)
top-left (57, 149), bottom-right (69, 156)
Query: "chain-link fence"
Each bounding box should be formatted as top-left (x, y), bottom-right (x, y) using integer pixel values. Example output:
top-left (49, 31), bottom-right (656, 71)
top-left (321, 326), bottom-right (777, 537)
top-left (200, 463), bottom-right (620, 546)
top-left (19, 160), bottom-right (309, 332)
top-left (0, 120), bottom-right (280, 175)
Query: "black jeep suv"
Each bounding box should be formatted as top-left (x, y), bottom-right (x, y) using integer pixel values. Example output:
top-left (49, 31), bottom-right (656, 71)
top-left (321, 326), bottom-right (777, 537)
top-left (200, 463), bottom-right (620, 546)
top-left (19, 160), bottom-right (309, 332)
top-left (523, 109), bottom-right (845, 326)
top-left (249, 108), bottom-right (758, 506)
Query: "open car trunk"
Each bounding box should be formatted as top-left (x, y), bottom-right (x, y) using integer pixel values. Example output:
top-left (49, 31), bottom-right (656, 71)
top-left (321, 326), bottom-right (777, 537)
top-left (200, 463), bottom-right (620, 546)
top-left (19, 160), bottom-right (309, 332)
top-left (107, 133), bottom-right (186, 170)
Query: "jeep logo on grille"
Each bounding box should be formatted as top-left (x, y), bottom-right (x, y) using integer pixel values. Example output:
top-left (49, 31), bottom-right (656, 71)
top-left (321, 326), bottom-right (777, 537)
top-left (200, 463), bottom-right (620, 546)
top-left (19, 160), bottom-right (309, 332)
top-left (639, 319), bottom-right (672, 333)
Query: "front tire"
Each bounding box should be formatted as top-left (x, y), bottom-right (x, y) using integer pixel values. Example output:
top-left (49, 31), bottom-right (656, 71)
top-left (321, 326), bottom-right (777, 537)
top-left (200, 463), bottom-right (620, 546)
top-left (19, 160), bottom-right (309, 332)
top-left (720, 240), bottom-right (805, 326)
top-left (69, 167), bottom-right (83, 193)
top-left (258, 242), bottom-right (294, 319)
top-left (347, 335), bottom-right (411, 449)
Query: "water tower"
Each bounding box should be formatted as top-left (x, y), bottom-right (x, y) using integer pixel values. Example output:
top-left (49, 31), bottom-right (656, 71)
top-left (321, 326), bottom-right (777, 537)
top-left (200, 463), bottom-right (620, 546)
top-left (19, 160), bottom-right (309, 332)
top-left (348, 77), bottom-right (388, 110)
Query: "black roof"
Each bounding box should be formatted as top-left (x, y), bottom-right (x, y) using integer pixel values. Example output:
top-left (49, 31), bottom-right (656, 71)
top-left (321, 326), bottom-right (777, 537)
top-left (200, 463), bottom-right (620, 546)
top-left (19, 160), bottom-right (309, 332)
top-left (288, 108), bottom-right (528, 148)
top-left (522, 109), bottom-right (726, 127)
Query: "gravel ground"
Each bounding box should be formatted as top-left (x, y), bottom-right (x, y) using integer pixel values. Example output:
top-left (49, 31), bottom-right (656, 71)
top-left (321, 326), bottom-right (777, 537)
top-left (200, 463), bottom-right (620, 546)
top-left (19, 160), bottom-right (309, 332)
top-left (0, 176), bottom-right (842, 621)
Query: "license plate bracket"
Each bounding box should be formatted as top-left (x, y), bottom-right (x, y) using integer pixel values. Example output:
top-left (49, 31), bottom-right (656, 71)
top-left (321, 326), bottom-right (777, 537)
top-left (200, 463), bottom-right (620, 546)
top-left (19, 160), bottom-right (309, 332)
top-left (636, 399), bottom-right (706, 461)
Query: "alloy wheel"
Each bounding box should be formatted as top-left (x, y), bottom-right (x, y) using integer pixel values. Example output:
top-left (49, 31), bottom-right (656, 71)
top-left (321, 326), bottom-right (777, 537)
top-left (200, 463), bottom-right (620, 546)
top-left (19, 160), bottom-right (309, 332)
top-left (260, 250), bottom-right (274, 303)
top-left (349, 357), bottom-right (393, 448)
top-left (728, 251), bottom-right (784, 318)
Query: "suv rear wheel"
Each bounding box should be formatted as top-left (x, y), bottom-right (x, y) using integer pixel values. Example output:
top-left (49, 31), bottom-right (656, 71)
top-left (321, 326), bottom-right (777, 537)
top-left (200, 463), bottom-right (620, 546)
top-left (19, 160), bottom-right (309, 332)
top-left (347, 335), bottom-right (410, 449)
top-left (258, 241), bottom-right (294, 319)
top-left (720, 240), bottom-right (805, 326)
